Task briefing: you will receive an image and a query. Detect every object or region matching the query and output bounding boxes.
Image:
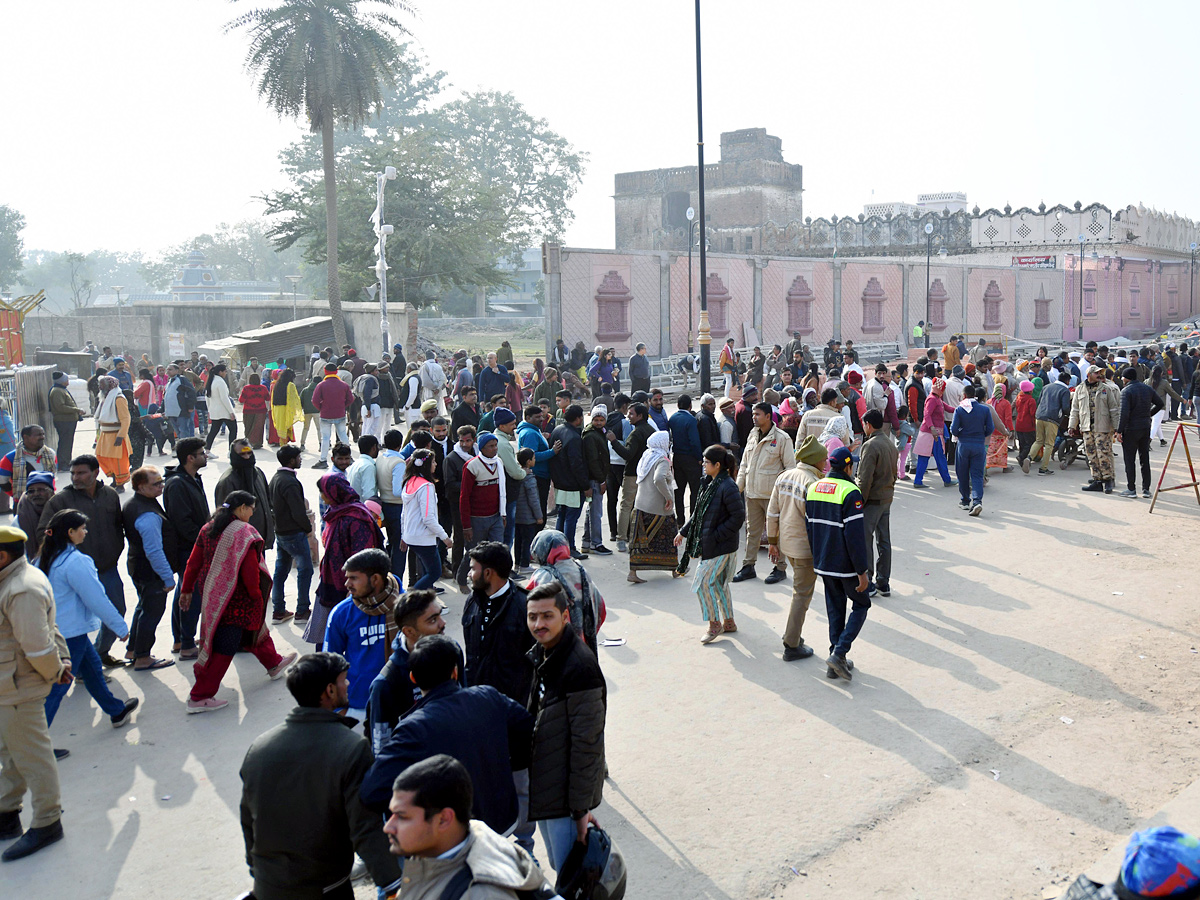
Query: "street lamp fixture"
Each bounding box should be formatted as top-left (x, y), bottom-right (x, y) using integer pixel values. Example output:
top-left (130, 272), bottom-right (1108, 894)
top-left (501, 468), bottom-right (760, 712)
top-left (374, 166), bottom-right (398, 355)
top-left (1191, 242), bottom-right (1198, 317)
top-left (1077, 234), bottom-right (1087, 341)
top-left (923, 222), bottom-right (934, 349)
top-left (110, 285), bottom-right (126, 357)
top-left (686, 206), bottom-right (697, 354)
top-left (285, 275), bottom-right (302, 322)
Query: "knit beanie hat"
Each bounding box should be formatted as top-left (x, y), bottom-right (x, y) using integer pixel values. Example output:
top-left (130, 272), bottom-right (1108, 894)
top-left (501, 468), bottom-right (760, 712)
top-left (493, 408), bottom-right (517, 426)
top-left (795, 435), bottom-right (828, 468)
top-left (476, 432), bottom-right (497, 449)
top-left (1019, 380), bottom-right (1034, 392)
top-left (26, 472), bottom-right (55, 490)
top-left (1118, 827), bottom-right (1200, 898)
top-left (53, 371), bottom-right (70, 386)
top-left (591, 405), bottom-right (608, 420)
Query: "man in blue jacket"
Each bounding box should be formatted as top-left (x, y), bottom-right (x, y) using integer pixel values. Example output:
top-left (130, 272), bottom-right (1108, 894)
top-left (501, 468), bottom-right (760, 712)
top-left (322, 549), bottom-right (402, 723)
top-left (517, 406), bottom-right (559, 525)
top-left (360, 634), bottom-right (533, 843)
top-left (668, 395), bottom-right (703, 523)
top-left (950, 383), bottom-right (995, 516)
top-left (476, 353), bottom-right (509, 404)
top-left (804, 448), bottom-right (870, 681)
top-left (365, 589), bottom-right (466, 755)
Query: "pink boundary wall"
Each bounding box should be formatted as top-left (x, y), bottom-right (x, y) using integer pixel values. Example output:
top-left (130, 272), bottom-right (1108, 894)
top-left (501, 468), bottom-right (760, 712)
top-left (551, 248), bottom-right (1187, 357)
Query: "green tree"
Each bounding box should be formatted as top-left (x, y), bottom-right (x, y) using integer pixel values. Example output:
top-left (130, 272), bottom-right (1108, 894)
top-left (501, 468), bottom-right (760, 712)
top-left (140, 220), bottom-right (306, 290)
top-left (20, 249), bottom-right (150, 313)
top-left (261, 59), bottom-right (585, 311)
top-left (226, 0), bottom-right (413, 347)
top-left (0, 205), bottom-right (26, 290)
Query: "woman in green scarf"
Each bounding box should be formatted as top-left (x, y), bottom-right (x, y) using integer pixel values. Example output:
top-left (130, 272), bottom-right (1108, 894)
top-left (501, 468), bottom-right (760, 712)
top-left (674, 445), bottom-right (746, 644)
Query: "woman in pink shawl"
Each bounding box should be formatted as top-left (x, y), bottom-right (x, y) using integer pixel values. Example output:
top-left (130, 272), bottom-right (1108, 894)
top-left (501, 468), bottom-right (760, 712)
top-left (180, 490), bottom-right (296, 712)
top-left (302, 474), bottom-right (385, 646)
top-left (153, 364), bottom-right (168, 406)
top-left (912, 378), bottom-right (957, 488)
top-left (986, 381), bottom-right (1013, 472)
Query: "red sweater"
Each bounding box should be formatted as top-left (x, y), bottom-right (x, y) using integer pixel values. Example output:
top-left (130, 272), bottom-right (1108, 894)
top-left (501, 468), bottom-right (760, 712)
top-left (459, 456), bottom-right (502, 522)
top-left (1014, 392), bottom-right (1037, 432)
top-left (238, 384), bottom-right (271, 414)
top-left (181, 524), bottom-right (266, 631)
top-left (312, 375), bottom-right (354, 419)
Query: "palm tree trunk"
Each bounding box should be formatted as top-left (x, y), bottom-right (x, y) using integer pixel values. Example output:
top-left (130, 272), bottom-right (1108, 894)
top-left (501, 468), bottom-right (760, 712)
top-left (322, 113), bottom-right (348, 348)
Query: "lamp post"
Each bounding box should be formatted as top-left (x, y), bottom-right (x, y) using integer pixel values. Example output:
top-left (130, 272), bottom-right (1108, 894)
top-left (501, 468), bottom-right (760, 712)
top-left (110, 285), bottom-right (126, 357)
top-left (373, 165), bottom-right (397, 356)
top-left (1191, 242), bottom-right (1197, 317)
top-left (686, 207), bottom-right (697, 353)
top-left (923, 222), bottom-right (934, 349)
top-left (1077, 234), bottom-right (1086, 341)
top-left (285, 275), bottom-right (301, 322)
top-left (694, 0), bottom-right (711, 394)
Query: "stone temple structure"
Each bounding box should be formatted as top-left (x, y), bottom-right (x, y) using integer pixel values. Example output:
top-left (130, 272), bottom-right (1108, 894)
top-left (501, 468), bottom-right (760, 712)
top-left (614, 128), bottom-right (803, 255)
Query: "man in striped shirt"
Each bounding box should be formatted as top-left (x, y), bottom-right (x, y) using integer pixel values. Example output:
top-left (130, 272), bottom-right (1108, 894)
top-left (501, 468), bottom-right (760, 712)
top-left (0, 426), bottom-right (56, 503)
top-left (804, 447), bottom-right (871, 681)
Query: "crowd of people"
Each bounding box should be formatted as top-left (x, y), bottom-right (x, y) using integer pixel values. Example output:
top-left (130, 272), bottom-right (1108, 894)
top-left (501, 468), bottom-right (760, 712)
top-left (0, 329), bottom-right (1192, 896)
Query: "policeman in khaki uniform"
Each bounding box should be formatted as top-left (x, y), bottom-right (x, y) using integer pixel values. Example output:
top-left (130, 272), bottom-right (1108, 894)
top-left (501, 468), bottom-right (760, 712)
top-left (733, 402), bottom-right (795, 586)
top-left (0, 525), bottom-right (72, 861)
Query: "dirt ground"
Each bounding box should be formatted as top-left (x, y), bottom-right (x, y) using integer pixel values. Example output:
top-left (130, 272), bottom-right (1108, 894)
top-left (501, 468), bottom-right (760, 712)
top-left (4, 415), bottom-right (1200, 900)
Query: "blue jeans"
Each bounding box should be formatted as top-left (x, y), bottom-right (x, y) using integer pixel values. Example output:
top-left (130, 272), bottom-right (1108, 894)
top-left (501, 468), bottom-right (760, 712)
top-left (172, 580), bottom-right (201, 650)
top-left (822, 575), bottom-right (871, 658)
top-left (557, 502), bottom-right (582, 553)
top-left (381, 502), bottom-right (405, 579)
top-left (272, 532), bottom-right (314, 615)
top-left (538, 816), bottom-right (578, 871)
top-left (503, 499), bottom-right (518, 549)
top-left (582, 480), bottom-right (604, 547)
top-left (171, 414), bottom-right (195, 438)
top-left (45, 634), bottom-right (126, 724)
top-left (319, 417), bottom-right (350, 463)
top-left (955, 440), bottom-right (986, 504)
top-left (409, 543), bottom-right (442, 590)
top-left (913, 440), bottom-right (952, 486)
top-left (94, 566), bottom-right (126, 656)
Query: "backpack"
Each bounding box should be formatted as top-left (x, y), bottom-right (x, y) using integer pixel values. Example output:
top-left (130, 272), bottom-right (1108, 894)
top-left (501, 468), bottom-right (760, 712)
top-left (175, 377), bottom-right (196, 413)
top-left (439, 863), bottom-right (558, 900)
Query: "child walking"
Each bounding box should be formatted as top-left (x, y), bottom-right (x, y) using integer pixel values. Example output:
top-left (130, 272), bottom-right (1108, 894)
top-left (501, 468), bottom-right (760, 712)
top-left (513, 447), bottom-right (542, 575)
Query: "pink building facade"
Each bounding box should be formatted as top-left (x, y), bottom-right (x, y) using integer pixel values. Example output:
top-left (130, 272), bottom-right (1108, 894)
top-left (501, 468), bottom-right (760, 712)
top-left (544, 245), bottom-right (1183, 358)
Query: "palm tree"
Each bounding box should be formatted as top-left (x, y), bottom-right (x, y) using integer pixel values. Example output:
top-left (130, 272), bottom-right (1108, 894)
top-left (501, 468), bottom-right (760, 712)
top-left (226, 0), bottom-right (411, 347)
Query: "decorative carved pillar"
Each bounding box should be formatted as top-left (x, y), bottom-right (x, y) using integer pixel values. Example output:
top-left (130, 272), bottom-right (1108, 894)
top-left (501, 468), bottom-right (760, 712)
top-left (786, 275), bottom-right (814, 335)
top-left (595, 270), bottom-right (633, 342)
top-left (928, 278), bottom-right (950, 330)
top-left (982, 279), bottom-right (1004, 330)
top-left (861, 276), bottom-right (886, 334)
top-left (1129, 274), bottom-right (1141, 318)
top-left (705, 273), bottom-right (732, 340)
top-left (1033, 284), bottom-right (1052, 328)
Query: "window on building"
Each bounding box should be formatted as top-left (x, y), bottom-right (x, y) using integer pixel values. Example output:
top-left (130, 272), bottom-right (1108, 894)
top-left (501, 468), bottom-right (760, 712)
top-left (725, 237), bottom-right (734, 252)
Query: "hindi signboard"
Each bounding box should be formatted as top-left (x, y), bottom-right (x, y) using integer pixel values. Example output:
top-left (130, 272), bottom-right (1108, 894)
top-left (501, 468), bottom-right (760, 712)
top-left (1011, 255), bottom-right (1056, 269)
top-left (168, 332), bottom-right (185, 358)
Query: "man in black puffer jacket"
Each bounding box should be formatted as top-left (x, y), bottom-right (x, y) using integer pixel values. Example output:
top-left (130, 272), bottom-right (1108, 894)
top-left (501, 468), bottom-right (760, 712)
top-left (525, 581), bottom-right (606, 872)
top-left (1117, 365), bottom-right (1164, 498)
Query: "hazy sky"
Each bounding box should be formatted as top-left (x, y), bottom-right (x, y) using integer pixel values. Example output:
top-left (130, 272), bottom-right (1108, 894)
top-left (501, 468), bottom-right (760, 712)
top-left (6, 0), bottom-right (1199, 257)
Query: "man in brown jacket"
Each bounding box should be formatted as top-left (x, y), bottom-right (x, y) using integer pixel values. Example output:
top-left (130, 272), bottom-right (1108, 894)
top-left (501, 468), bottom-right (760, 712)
top-left (856, 410), bottom-right (898, 597)
top-left (733, 403), bottom-right (796, 585)
top-left (767, 437), bottom-right (828, 662)
top-left (0, 525), bottom-right (71, 861)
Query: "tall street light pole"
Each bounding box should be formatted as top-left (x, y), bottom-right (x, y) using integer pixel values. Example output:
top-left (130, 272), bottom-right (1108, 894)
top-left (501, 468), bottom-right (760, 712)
top-left (1191, 242), bottom-right (1197, 318)
top-left (686, 207), bottom-right (697, 354)
top-left (1077, 234), bottom-right (1086, 341)
top-left (285, 275), bottom-right (302, 321)
top-left (694, 0), bottom-right (711, 394)
top-left (373, 166), bottom-right (397, 356)
top-left (110, 285), bottom-right (126, 357)
top-left (924, 222), bottom-right (934, 349)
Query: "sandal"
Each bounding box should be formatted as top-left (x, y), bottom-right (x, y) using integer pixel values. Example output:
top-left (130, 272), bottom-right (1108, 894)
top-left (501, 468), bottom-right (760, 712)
top-left (133, 657), bottom-right (175, 671)
top-left (723, 618), bottom-right (738, 633)
top-left (179, 649), bottom-right (198, 660)
top-left (700, 623), bottom-right (723, 644)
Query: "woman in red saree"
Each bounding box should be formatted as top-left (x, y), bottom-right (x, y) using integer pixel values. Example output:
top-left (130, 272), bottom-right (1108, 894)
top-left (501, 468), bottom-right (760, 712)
top-left (180, 489), bottom-right (297, 713)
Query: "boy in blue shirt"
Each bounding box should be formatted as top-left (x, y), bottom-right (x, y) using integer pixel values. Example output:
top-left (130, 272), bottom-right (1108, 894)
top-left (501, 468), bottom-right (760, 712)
top-left (322, 548), bottom-right (402, 723)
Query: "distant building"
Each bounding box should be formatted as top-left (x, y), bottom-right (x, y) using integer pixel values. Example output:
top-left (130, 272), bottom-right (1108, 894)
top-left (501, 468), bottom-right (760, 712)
top-left (486, 248), bottom-right (543, 317)
top-left (614, 128), bottom-right (804, 254)
top-left (93, 250), bottom-right (294, 306)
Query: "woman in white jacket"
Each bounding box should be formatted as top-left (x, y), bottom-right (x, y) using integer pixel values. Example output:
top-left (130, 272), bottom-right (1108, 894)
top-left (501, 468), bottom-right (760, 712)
top-left (400, 449), bottom-right (451, 589)
top-left (204, 362), bottom-right (238, 453)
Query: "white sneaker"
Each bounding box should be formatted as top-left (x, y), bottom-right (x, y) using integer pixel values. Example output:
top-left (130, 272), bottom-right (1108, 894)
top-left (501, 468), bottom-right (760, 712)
top-left (186, 697), bottom-right (229, 714)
